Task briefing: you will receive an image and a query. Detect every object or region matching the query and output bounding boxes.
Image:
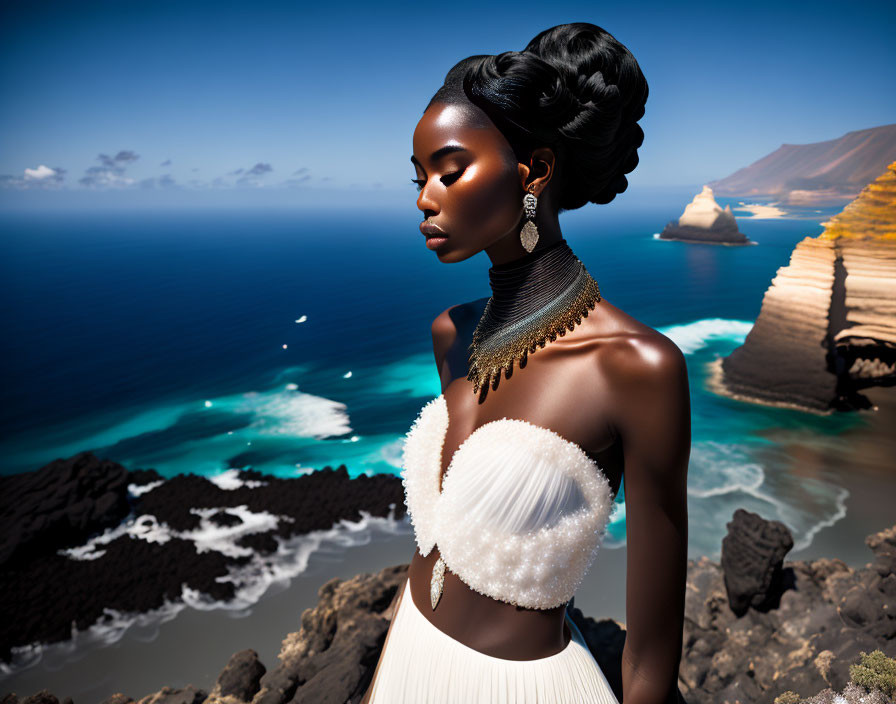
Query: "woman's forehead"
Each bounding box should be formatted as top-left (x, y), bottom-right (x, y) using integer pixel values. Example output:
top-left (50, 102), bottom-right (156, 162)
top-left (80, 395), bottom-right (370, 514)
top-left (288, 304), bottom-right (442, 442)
top-left (417, 104), bottom-right (476, 138)
top-left (413, 104), bottom-right (498, 156)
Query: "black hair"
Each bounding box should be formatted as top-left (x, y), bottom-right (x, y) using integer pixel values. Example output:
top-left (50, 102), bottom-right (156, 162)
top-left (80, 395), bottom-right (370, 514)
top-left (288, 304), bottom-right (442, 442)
top-left (425, 23), bottom-right (648, 211)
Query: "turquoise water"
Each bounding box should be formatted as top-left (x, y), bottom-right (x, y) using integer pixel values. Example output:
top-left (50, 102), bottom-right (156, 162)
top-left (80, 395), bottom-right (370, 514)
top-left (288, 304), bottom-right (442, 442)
top-left (0, 189), bottom-right (863, 559)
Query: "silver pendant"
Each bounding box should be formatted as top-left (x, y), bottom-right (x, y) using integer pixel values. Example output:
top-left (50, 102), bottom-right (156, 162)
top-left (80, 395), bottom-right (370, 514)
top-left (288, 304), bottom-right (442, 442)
top-left (430, 556), bottom-right (446, 610)
top-left (520, 220), bottom-right (539, 253)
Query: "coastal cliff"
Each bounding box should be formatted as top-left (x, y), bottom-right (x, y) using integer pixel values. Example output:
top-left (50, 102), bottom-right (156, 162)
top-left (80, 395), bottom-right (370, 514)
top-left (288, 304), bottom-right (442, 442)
top-left (659, 185), bottom-right (752, 245)
top-left (711, 161), bottom-right (896, 413)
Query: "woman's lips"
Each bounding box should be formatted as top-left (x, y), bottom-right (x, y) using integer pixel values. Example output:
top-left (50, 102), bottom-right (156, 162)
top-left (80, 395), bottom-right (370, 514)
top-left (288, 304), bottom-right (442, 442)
top-left (420, 221), bottom-right (447, 237)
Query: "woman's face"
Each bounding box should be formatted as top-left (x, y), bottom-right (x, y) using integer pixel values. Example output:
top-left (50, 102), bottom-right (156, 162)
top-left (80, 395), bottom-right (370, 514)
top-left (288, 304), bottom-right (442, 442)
top-left (411, 102), bottom-right (527, 263)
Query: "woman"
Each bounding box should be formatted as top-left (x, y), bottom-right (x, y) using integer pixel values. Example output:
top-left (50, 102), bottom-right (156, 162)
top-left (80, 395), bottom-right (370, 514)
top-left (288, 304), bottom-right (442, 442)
top-left (361, 22), bottom-right (690, 704)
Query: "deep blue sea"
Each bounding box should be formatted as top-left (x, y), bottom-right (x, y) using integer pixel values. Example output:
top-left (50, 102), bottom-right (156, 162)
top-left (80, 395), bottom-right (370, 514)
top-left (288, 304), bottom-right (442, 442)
top-left (0, 189), bottom-right (864, 560)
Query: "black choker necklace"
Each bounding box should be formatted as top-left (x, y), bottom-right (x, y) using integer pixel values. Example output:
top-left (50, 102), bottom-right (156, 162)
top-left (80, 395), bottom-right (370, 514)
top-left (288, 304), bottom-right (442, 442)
top-left (466, 238), bottom-right (601, 397)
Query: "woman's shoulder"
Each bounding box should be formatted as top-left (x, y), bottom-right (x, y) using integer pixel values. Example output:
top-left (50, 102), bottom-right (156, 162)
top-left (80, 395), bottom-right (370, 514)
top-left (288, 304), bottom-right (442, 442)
top-left (430, 296), bottom-right (489, 340)
top-left (430, 297), bottom-right (489, 374)
top-left (431, 295), bottom-right (687, 391)
top-left (587, 297), bottom-right (687, 386)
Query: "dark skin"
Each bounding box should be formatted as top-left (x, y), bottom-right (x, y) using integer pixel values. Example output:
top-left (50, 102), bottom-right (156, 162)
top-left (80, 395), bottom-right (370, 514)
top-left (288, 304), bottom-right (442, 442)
top-left (361, 102), bottom-right (690, 704)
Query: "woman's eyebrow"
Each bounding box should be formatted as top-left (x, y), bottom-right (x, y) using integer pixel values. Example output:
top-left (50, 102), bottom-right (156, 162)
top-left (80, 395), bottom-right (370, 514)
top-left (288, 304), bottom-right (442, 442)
top-left (410, 144), bottom-right (469, 168)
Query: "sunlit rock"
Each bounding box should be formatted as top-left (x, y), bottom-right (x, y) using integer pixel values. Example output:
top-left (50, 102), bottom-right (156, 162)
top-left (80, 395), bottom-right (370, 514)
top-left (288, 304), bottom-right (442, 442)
top-left (710, 162), bottom-right (896, 412)
top-left (659, 185), bottom-right (752, 244)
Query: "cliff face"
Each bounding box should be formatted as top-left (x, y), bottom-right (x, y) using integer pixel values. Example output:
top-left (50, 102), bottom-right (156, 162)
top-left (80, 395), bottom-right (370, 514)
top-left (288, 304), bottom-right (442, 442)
top-left (823, 167), bottom-right (896, 383)
top-left (707, 123), bottom-right (896, 206)
top-left (713, 162), bottom-right (896, 413)
top-left (659, 185), bottom-right (752, 245)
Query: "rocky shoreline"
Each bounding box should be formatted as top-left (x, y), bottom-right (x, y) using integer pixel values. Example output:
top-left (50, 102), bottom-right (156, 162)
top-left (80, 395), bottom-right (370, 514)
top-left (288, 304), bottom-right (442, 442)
top-left (6, 517), bottom-right (894, 703)
top-left (0, 451), bottom-right (406, 669)
top-left (2, 449), bottom-right (894, 704)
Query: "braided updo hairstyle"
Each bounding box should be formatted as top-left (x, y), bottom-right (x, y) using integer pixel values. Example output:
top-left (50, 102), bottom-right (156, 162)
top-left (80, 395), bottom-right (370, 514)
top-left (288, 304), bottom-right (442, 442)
top-left (426, 23), bottom-right (648, 211)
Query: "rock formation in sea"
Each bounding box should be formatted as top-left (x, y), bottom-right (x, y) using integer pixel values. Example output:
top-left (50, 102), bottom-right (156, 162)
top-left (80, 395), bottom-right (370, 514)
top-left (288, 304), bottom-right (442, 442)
top-left (710, 161), bottom-right (896, 413)
top-left (707, 122), bottom-right (896, 207)
top-left (659, 185), bottom-right (753, 244)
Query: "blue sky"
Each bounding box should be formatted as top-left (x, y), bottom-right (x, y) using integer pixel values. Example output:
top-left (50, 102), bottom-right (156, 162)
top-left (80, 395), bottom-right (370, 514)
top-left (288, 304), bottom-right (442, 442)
top-left (1, 0), bottom-right (894, 209)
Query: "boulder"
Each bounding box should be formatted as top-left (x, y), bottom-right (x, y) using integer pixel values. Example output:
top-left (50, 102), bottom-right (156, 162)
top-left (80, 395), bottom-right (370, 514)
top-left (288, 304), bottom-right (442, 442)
top-left (721, 508), bottom-right (795, 615)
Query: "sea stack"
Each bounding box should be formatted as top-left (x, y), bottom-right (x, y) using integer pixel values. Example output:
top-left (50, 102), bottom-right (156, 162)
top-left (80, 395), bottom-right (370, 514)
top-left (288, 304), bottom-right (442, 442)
top-left (659, 185), bottom-right (752, 244)
top-left (710, 161), bottom-right (896, 413)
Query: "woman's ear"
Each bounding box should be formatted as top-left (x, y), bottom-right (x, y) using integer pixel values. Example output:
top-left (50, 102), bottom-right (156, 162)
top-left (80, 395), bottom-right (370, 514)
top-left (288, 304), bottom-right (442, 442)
top-left (519, 147), bottom-right (556, 196)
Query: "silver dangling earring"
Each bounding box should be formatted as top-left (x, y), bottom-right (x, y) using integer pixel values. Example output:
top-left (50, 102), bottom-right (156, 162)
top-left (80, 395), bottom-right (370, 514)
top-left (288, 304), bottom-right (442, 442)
top-left (520, 185), bottom-right (539, 253)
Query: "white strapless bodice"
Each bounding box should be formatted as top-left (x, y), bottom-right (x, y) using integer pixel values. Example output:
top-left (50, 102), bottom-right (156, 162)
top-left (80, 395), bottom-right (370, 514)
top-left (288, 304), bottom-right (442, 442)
top-left (400, 393), bottom-right (616, 610)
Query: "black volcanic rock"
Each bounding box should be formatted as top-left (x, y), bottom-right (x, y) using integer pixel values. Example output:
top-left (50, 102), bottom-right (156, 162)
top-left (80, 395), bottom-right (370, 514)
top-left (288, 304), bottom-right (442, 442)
top-left (92, 690), bottom-right (207, 704)
top-left (1, 534), bottom-right (244, 664)
top-left (0, 453), bottom-right (406, 666)
top-left (208, 649), bottom-right (266, 702)
top-left (255, 564), bottom-right (411, 704)
top-left (0, 692), bottom-right (74, 704)
top-left (721, 508), bottom-right (794, 616)
top-left (679, 523), bottom-right (896, 703)
top-left (207, 509), bottom-right (244, 528)
top-left (6, 454), bottom-right (895, 704)
top-left (244, 565), bottom-right (629, 704)
top-left (133, 466), bottom-right (403, 539)
top-left (0, 451), bottom-right (132, 569)
top-left (6, 520), bottom-right (896, 704)
top-left (126, 468), bottom-right (163, 487)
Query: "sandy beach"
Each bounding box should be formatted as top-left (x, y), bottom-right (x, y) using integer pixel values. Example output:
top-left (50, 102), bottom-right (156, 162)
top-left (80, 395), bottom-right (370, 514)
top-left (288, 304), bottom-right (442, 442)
top-left (731, 202), bottom-right (789, 219)
top-left (772, 385), bottom-right (896, 566)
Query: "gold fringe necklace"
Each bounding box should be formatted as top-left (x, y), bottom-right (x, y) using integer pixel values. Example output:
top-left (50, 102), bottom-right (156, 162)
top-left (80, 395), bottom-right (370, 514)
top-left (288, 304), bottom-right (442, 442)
top-left (466, 239), bottom-right (601, 399)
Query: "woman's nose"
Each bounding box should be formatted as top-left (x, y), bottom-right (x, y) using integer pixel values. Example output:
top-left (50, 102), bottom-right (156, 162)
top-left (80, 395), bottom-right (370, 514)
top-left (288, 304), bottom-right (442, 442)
top-left (416, 183), bottom-right (439, 215)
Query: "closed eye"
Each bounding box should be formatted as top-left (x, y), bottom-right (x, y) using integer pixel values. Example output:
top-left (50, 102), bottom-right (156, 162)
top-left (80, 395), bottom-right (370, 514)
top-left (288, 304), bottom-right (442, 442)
top-left (441, 170), bottom-right (463, 186)
top-left (411, 171), bottom-right (463, 192)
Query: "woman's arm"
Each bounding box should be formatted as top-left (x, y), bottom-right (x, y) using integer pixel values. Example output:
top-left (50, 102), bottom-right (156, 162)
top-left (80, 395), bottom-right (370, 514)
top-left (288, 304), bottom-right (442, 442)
top-left (607, 334), bottom-right (691, 704)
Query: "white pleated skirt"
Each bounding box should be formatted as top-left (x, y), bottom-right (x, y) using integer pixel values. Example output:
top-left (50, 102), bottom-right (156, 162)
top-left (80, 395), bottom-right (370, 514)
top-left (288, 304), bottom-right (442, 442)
top-left (367, 578), bottom-right (620, 703)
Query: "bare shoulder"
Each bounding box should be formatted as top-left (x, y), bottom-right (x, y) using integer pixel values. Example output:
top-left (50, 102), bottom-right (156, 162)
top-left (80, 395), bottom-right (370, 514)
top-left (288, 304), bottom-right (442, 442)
top-left (431, 296), bottom-right (488, 331)
top-left (592, 298), bottom-right (688, 389)
top-left (431, 296), bottom-right (488, 363)
top-left (431, 304), bottom-right (461, 347)
top-left (590, 299), bottom-right (691, 498)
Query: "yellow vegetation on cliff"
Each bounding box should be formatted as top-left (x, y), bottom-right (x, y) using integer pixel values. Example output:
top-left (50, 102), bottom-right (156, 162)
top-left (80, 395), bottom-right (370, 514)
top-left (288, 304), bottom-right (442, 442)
top-left (819, 161), bottom-right (896, 241)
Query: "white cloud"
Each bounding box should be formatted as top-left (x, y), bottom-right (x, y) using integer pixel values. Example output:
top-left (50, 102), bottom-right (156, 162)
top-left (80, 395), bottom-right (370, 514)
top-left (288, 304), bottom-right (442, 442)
top-left (24, 165), bottom-right (58, 180)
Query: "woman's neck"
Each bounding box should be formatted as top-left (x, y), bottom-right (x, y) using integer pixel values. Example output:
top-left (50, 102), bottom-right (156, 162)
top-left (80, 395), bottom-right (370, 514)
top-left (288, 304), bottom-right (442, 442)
top-left (468, 236), bottom-right (601, 395)
top-left (485, 237), bottom-right (583, 324)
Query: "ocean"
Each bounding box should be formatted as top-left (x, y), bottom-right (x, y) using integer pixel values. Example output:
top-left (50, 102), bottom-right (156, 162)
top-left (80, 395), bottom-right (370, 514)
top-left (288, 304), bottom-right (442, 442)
top-left (0, 189), bottom-right (864, 557)
top-left (3, 188), bottom-right (894, 697)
